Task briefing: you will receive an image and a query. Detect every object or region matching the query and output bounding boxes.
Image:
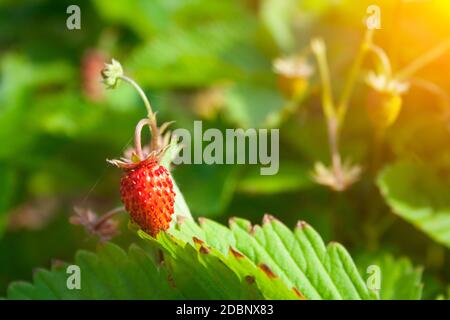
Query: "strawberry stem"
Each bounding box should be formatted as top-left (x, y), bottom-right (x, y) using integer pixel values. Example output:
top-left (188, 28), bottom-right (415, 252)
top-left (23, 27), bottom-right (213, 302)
top-left (311, 38), bottom-right (335, 119)
top-left (119, 75), bottom-right (154, 115)
top-left (119, 75), bottom-right (160, 151)
top-left (368, 44), bottom-right (392, 78)
top-left (134, 118), bottom-right (152, 160)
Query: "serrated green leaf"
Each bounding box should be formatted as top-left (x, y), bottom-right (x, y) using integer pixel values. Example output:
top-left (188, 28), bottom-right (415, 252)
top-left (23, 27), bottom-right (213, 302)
top-left (377, 161), bottom-right (450, 248)
top-left (153, 232), bottom-right (265, 299)
top-left (7, 243), bottom-right (181, 300)
top-left (145, 230), bottom-right (300, 300)
top-left (168, 215), bottom-right (378, 300)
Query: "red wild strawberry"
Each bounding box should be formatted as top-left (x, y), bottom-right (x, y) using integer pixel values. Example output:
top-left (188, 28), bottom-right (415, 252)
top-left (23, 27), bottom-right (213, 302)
top-left (107, 117), bottom-right (177, 237)
top-left (102, 59), bottom-right (178, 237)
top-left (119, 158), bottom-right (175, 236)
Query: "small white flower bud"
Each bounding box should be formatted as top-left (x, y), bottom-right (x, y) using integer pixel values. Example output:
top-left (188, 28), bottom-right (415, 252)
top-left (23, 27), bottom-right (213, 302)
top-left (101, 59), bottom-right (123, 89)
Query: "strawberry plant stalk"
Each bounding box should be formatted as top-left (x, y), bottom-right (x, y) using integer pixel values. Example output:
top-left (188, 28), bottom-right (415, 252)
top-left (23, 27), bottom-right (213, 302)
top-left (119, 75), bottom-right (160, 151)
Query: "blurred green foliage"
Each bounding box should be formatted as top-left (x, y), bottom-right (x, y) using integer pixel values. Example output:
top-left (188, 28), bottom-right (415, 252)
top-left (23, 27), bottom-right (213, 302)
top-left (0, 0), bottom-right (449, 298)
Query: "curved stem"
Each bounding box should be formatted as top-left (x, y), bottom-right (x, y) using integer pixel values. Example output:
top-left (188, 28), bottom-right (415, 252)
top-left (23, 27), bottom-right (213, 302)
top-left (395, 37), bottom-right (450, 81)
top-left (119, 75), bottom-right (154, 116)
top-left (369, 44), bottom-right (392, 77)
top-left (134, 118), bottom-right (152, 160)
top-left (94, 206), bottom-right (125, 229)
top-left (119, 75), bottom-right (159, 150)
top-left (311, 38), bottom-right (335, 118)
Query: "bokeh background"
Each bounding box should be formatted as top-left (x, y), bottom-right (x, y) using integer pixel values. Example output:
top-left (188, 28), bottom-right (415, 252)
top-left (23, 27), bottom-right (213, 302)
top-left (0, 0), bottom-right (449, 298)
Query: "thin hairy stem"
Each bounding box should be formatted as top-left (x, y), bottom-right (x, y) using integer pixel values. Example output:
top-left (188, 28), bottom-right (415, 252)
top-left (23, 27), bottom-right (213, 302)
top-left (396, 37), bottom-right (450, 81)
top-left (369, 44), bottom-right (392, 77)
top-left (311, 38), bottom-right (336, 118)
top-left (119, 75), bottom-right (154, 116)
top-left (120, 75), bottom-right (159, 150)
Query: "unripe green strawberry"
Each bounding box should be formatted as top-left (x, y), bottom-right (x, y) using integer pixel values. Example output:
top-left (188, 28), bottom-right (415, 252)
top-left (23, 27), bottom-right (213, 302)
top-left (119, 158), bottom-right (175, 237)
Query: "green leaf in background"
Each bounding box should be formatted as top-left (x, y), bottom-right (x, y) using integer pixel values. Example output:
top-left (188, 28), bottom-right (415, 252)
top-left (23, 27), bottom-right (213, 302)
top-left (0, 164), bottom-right (17, 237)
top-left (120, 1), bottom-right (257, 88)
top-left (0, 54), bottom-right (75, 158)
top-left (377, 161), bottom-right (450, 248)
top-left (93, 0), bottom-right (171, 38)
top-left (259, 0), bottom-right (298, 51)
top-left (167, 215), bottom-right (378, 300)
top-left (0, 54), bottom-right (74, 102)
top-left (171, 175), bottom-right (193, 221)
top-left (356, 254), bottom-right (423, 300)
top-left (224, 83), bottom-right (286, 128)
top-left (237, 162), bottom-right (313, 194)
top-left (31, 92), bottom-right (104, 138)
top-left (173, 164), bottom-right (239, 218)
top-left (7, 243), bottom-right (181, 299)
top-left (129, 24), bottom-right (245, 88)
top-left (161, 140), bottom-right (193, 221)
